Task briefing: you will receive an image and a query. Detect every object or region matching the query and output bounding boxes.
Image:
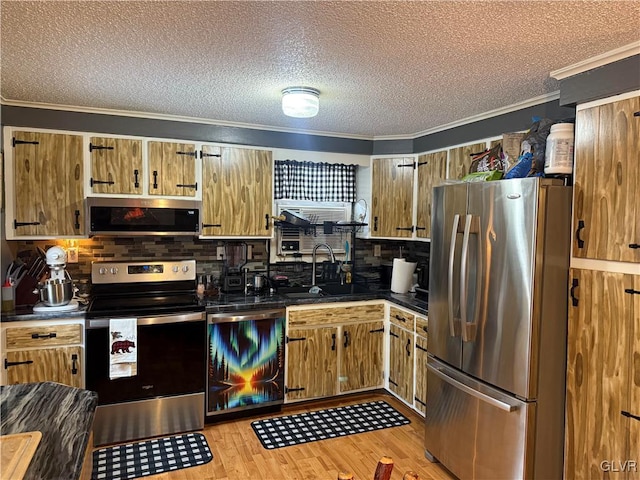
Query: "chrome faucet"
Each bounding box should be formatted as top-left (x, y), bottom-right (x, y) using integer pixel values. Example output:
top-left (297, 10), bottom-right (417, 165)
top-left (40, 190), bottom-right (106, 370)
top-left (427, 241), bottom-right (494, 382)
top-left (311, 243), bottom-right (336, 286)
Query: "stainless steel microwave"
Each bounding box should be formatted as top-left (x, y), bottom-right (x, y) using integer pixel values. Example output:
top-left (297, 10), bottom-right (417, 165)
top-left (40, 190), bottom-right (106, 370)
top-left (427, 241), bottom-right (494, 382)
top-left (87, 197), bottom-right (201, 236)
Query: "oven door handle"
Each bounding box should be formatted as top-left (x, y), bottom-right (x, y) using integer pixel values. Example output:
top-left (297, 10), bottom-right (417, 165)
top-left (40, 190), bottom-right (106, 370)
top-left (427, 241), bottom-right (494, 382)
top-left (87, 312), bottom-right (205, 329)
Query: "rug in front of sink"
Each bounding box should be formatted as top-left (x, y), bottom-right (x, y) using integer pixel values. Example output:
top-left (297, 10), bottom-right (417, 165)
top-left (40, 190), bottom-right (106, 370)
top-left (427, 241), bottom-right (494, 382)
top-left (251, 400), bottom-right (410, 449)
top-left (91, 432), bottom-right (212, 480)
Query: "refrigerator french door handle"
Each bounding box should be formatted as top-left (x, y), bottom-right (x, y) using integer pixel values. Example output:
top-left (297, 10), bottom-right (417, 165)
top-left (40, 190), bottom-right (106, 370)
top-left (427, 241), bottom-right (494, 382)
top-left (460, 214), bottom-right (472, 342)
top-left (427, 363), bottom-right (518, 412)
top-left (448, 214), bottom-right (461, 337)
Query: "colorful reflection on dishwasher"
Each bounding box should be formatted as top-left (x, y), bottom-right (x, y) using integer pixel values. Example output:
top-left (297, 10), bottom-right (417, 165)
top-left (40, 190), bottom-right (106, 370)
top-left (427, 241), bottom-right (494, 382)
top-left (207, 316), bottom-right (285, 414)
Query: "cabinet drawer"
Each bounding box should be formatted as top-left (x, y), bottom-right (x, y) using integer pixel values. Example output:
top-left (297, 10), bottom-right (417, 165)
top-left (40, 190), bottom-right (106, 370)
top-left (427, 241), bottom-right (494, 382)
top-left (415, 315), bottom-right (428, 338)
top-left (289, 303), bottom-right (384, 327)
top-left (6, 324), bottom-right (82, 349)
top-left (389, 306), bottom-right (415, 330)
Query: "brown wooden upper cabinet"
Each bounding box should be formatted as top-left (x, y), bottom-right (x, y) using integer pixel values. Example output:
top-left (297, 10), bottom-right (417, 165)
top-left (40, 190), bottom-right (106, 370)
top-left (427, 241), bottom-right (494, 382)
top-left (148, 141), bottom-right (197, 197)
top-left (89, 137), bottom-right (143, 195)
top-left (415, 150), bottom-right (447, 238)
top-left (201, 145), bottom-right (272, 236)
top-left (11, 131), bottom-right (84, 237)
top-left (572, 95), bottom-right (640, 263)
top-left (371, 157), bottom-right (414, 238)
top-left (447, 142), bottom-right (487, 181)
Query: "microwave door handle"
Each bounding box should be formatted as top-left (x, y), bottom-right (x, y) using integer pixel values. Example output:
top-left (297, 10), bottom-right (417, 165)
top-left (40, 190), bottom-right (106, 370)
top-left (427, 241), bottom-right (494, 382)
top-left (448, 214), bottom-right (460, 337)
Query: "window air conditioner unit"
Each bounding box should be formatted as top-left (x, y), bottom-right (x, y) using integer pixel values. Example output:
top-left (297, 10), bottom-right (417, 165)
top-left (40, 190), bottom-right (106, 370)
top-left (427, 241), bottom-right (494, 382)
top-left (275, 201), bottom-right (351, 256)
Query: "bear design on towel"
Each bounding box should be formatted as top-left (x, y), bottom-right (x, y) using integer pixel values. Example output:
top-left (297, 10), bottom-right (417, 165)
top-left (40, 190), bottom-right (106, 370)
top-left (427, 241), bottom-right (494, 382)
top-left (111, 340), bottom-right (136, 354)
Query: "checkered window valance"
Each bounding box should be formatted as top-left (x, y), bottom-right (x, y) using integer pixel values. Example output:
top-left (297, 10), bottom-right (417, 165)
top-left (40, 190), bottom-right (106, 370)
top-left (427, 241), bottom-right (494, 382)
top-left (274, 160), bottom-right (357, 202)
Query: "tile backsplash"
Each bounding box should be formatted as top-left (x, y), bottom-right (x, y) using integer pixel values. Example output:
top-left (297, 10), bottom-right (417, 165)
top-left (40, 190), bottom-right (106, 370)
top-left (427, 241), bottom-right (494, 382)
top-left (10, 236), bottom-right (429, 291)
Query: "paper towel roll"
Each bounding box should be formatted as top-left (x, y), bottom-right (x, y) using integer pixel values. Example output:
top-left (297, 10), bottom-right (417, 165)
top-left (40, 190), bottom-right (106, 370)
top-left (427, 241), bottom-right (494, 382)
top-left (391, 258), bottom-right (417, 294)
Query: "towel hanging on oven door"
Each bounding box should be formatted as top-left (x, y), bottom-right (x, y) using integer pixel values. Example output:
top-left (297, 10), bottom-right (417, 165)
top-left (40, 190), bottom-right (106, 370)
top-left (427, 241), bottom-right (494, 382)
top-left (109, 318), bottom-right (138, 379)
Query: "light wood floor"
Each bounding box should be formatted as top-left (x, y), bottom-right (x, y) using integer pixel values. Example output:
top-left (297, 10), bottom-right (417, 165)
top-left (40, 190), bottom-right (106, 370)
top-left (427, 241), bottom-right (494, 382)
top-left (117, 392), bottom-right (456, 480)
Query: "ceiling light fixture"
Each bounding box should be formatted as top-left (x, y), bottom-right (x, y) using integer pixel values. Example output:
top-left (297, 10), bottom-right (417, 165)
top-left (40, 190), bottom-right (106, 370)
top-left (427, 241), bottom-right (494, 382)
top-left (281, 86), bottom-right (320, 118)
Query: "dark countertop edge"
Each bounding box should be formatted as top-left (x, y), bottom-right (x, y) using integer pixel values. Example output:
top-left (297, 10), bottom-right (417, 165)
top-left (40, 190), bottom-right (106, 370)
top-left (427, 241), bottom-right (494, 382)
top-left (2, 290), bottom-right (427, 321)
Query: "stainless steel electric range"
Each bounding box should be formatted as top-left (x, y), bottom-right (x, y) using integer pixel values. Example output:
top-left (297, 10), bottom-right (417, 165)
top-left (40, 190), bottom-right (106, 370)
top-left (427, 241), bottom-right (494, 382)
top-left (85, 259), bottom-right (206, 446)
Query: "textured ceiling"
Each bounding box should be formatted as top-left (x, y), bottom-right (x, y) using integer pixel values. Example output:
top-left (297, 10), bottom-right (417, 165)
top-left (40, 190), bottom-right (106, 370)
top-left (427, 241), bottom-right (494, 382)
top-left (1, 1), bottom-right (639, 138)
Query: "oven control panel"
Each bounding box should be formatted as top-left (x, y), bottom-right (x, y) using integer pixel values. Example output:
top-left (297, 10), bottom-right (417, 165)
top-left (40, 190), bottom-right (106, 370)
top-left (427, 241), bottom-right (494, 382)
top-left (91, 260), bottom-right (196, 284)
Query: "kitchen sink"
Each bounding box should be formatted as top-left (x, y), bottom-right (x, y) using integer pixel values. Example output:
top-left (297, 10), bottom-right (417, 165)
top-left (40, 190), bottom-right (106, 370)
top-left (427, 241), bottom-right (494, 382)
top-left (278, 283), bottom-right (373, 299)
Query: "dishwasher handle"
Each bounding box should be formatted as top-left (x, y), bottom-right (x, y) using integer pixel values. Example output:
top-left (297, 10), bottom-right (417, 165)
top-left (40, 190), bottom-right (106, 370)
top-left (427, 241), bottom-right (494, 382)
top-left (208, 309), bottom-right (285, 323)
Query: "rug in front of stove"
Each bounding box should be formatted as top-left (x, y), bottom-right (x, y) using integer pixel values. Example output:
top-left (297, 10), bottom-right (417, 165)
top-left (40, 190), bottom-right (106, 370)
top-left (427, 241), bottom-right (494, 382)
top-left (251, 400), bottom-right (411, 449)
top-left (91, 432), bottom-right (212, 480)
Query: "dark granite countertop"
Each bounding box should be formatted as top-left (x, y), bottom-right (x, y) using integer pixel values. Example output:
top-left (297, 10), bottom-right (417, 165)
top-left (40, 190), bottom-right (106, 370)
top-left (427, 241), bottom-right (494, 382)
top-left (203, 287), bottom-right (427, 316)
top-left (2, 287), bottom-right (427, 321)
top-left (0, 382), bottom-right (98, 480)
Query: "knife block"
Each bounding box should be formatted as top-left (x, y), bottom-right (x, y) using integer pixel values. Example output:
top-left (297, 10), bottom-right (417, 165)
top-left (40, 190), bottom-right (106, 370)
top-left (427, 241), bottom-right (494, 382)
top-left (15, 275), bottom-right (40, 306)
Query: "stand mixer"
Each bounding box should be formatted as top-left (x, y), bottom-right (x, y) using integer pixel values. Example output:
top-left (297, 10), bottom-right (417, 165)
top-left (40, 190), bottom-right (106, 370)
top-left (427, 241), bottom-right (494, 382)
top-left (33, 246), bottom-right (79, 312)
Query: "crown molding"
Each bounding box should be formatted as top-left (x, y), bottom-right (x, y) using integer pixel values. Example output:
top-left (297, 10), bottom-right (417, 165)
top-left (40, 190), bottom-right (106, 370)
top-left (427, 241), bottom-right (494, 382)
top-left (0, 97), bottom-right (374, 141)
top-left (550, 41), bottom-right (640, 80)
top-left (373, 91), bottom-right (560, 141)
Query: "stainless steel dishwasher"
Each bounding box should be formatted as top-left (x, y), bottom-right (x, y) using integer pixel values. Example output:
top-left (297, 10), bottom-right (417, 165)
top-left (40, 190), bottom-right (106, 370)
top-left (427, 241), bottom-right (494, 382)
top-left (206, 309), bottom-right (285, 417)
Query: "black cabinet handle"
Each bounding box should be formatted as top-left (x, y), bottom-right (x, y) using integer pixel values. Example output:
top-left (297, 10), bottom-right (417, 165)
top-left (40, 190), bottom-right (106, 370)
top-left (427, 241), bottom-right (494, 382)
top-left (629, 243), bottom-right (640, 249)
top-left (421, 326), bottom-right (428, 334)
top-left (90, 178), bottom-right (115, 187)
top-left (414, 397), bottom-right (427, 406)
top-left (417, 161), bottom-right (428, 167)
top-left (576, 220), bottom-right (585, 248)
top-left (396, 226), bottom-right (414, 232)
top-left (202, 223), bottom-right (222, 229)
top-left (14, 220), bottom-right (40, 229)
top-left (406, 339), bottom-right (411, 356)
top-left (570, 278), bottom-right (579, 306)
top-left (389, 378), bottom-right (398, 387)
top-left (397, 162), bottom-right (415, 168)
top-left (331, 333), bottom-right (336, 351)
top-left (370, 327), bottom-right (385, 333)
top-left (286, 336), bottom-right (306, 343)
top-left (13, 138), bottom-right (39, 147)
top-left (265, 214), bottom-right (269, 230)
top-left (285, 386), bottom-right (305, 393)
top-left (374, 216), bottom-right (378, 231)
top-left (200, 151), bottom-right (221, 159)
top-left (152, 171), bottom-right (158, 189)
top-left (395, 314), bottom-right (407, 323)
top-left (624, 288), bottom-right (640, 295)
top-left (71, 354), bottom-right (78, 375)
top-left (416, 344), bottom-right (428, 353)
top-left (415, 226), bottom-right (426, 231)
top-left (89, 143), bottom-right (114, 152)
top-left (343, 331), bottom-right (350, 348)
top-left (176, 183), bottom-right (197, 190)
top-left (134, 169), bottom-right (139, 188)
top-left (74, 210), bottom-right (80, 230)
top-left (634, 111), bottom-right (640, 117)
top-left (4, 358), bottom-right (33, 369)
top-left (176, 151), bottom-right (197, 157)
top-left (622, 410), bottom-right (640, 421)
top-left (390, 331), bottom-right (399, 338)
top-left (31, 332), bottom-right (57, 339)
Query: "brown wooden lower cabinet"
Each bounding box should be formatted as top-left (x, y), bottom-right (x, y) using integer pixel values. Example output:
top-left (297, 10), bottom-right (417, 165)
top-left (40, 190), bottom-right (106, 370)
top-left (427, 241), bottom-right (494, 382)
top-left (5, 346), bottom-right (83, 388)
top-left (388, 324), bottom-right (413, 404)
top-left (285, 320), bottom-right (385, 401)
top-left (339, 320), bottom-right (384, 393)
top-left (414, 335), bottom-right (428, 415)
top-left (286, 326), bottom-right (337, 401)
top-left (564, 269), bottom-right (639, 480)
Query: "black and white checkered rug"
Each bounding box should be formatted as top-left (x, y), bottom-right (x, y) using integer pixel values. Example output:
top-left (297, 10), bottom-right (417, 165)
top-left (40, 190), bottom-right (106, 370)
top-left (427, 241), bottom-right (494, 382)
top-left (251, 400), bottom-right (410, 450)
top-left (91, 432), bottom-right (213, 480)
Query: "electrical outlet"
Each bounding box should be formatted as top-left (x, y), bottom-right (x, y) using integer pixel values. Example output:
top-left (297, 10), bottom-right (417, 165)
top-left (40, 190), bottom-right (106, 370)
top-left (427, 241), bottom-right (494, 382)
top-left (67, 247), bottom-right (79, 263)
top-left (373, 244), bottom-right (381, 257)
top-left (216, 247), bottom-right (225, 260)
top-left (247, 245), bottom-right (253, 260)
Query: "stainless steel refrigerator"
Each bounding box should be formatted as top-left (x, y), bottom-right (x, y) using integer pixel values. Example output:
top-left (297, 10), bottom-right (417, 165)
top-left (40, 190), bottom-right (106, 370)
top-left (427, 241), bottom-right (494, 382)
top-left (424, 177), bottom-right (571, 480)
